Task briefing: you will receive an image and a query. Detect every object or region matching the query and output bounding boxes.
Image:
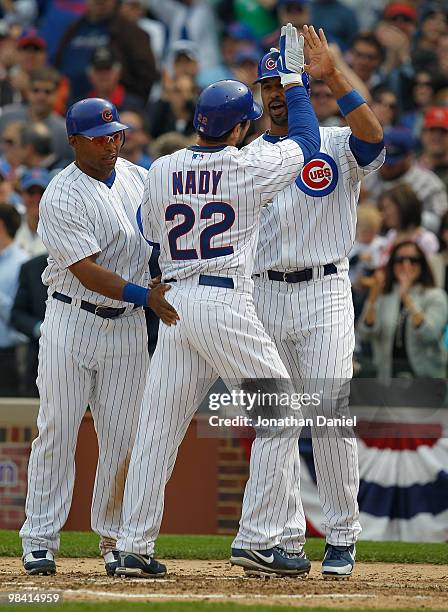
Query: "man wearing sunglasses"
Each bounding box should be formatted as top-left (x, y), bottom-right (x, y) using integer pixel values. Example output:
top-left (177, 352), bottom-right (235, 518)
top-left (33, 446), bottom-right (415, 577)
top-left (19, 97), bottom-right (179, 578)
top-left (0, 67), bottom-right (72, 162)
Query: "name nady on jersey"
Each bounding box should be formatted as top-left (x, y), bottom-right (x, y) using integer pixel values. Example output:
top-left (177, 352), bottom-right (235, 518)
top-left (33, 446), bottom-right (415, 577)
top-left (295, 152), bottom-right (338, 197)
top-left (172, 170), bottom-right (222, 196)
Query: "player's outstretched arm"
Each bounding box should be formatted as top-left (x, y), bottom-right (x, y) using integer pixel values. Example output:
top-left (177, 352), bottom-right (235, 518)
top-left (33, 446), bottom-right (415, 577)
top-left (69, 255), bottom-right (180, 326)
top-left (277, 23), bottom-right (320, 163)
top-left (304, 25), bottom-right (383, 144)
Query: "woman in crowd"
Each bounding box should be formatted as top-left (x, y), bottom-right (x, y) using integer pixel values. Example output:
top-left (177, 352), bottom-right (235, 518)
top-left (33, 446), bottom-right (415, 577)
top-left (430, 210), bottom-right (448, 292)
top-left (357, 240), bottom-right (448, 382)
top-left (379, 184), bottom-right (439, 262)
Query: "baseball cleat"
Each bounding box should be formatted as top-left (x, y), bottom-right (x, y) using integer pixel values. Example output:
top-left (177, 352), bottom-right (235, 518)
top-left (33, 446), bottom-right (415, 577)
top-left (230, 546), bottom-right (311, 577)
top-left (115, 552), bottom-right (167, 578)
top-left (23, 550), bottom-right (56, 576)
top-left (322, 543), bottom-right (355, 578)
top-left (103, 550), bottom-right (120, 576)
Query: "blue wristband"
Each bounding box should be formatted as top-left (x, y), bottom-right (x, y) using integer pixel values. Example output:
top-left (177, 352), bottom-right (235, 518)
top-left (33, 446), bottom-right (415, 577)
top-left (337, 90), bottom-right (366, 116)
top-left (122, 282), bottom-right (149, 306)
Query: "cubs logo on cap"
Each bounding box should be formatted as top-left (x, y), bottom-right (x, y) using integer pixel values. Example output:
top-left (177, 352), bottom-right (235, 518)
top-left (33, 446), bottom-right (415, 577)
top-left (102, 108), bottom-right (113, 122)
top-left (295, 153), bottom-right (338, 197)
top-left (255, 50), bottom-right (281, 83)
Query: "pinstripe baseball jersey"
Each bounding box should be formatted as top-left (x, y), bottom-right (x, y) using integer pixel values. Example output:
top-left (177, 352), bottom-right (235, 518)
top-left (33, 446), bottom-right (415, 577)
top-left (138, 140), bottom-right (304, 281)
top-left (251, 126), bottom-right (385, 271)
top-left (38, 158), bottom-right (151, 307)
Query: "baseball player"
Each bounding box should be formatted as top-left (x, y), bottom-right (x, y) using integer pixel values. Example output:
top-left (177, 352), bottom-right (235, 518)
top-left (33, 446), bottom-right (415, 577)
top-left (239, 26), bottom-right (385, 577)
top-left (114, 24), bottom-right (323, 579)
top-left (19, 98), bottom-right (178, 576)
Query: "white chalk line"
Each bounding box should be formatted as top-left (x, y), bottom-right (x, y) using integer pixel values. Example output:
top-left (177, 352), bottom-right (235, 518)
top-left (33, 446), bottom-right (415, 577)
top-left (62, 589), bottom-right (381, 601)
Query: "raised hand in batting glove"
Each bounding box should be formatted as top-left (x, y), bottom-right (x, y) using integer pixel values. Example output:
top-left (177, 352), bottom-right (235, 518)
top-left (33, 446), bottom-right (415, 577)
top-left (270, 45), bottom-right (311, 96)
top-left (277, 22), bottom-right (305, 87)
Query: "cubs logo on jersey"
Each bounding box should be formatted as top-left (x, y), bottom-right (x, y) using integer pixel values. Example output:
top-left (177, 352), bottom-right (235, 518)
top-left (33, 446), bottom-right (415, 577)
top-left (295, 152), bottom-right (338, 197)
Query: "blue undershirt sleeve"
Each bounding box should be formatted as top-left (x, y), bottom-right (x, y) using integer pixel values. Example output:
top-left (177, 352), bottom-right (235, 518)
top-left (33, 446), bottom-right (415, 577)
top-left (349, 134), bottom-right (385, 167)
top-left (285, 85), bottom-right (321, 163)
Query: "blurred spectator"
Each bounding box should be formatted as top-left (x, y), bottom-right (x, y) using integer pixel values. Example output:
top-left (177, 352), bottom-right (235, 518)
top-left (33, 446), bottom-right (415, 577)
top-left (379, 184), bottom-right (439, 260)
top-left (0, 67), bottom-right (73, 162)
top-left (233, 0), bottom-right (277, 39)
top-left (371, 85), bottom-right (399, 128)
top-left (363, 127), bottom-right (448, 232)
top-left (276, 0), bottom-right (310, 29)
top-left (0, 120), bottom-right (24, 182)
top-left (358, 240), bottom-right (448, 381)
top-left (0, 0), bottom-right (37, 27)
top-left (14, 168), bottom-right (49, 257)
top-left (0, 157), bottom-right (22, 209)
top-left (311, 0), bottom-right (359, 50)
top-left (119, 110), bottom-right (152, 169)
top-left (231, 46), bottom-right (259, 88)
top-left (9, 29), bottom-right (47, 103)
top-left (54, 0), bottom-right (157, 104)
top-left (87, 45), bottom-right (145, 112)
top-left (431, 210), bottom-right (448, 291)
top-left (149, 131), bottom-right (192, 160)
top-left (435, 33), bottom-right (448, 81)
top-left (349, 203), bottom-right (386, 319)
top-left (418, 107), bottom-right (448, 193)
top-left (197, 24), bottom-right (249, 87)
top-left (413, 5), bottom-right (448, 71)
top-left (263, 0), bottom-right (309, 51)
top-left (310, 80), bottom-right (341, 126)
top-left (146, 0), bottom-right (220, 71)
top-left (19, 122), bottom-right (68, 173)
top-left (342, 0), bottom-right (388, 32)
top-left (119, 0), bottom-right (166, 68)
top-left (399, 71), bottom-right (436, 140)
top-left (0, 202), bottom-right (28, 396)
top-left (347, 32), bottom-right (384, 89)
top-left (375, 4), bottom-right (417, 109)
top-left (10, 253), bottom-right (47, 397)
top-left (38, 0), bottom-right (87, 62)
top-left (8, 28), bottom-right (70, 115)
top-left (0, 21), bottom-right (19, 106)
top-left (150, 45), bottom-right (199, 138)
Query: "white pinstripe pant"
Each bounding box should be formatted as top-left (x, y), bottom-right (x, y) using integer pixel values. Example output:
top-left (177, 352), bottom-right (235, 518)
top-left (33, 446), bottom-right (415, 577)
top-left (116, 280), bottom-right (303, 554)
top-left (252, 268), bottom-right (361, 547)
top-left (20, 298), bottom-right (149, 555)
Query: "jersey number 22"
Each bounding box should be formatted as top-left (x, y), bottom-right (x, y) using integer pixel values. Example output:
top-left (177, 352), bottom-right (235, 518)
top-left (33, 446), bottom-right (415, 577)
top-left (166, 202), bottom-right (235, 260)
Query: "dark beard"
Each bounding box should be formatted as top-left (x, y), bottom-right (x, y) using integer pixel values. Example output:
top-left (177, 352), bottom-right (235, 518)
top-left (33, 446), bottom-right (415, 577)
top-left (269, 111), bottom-right (288, 127)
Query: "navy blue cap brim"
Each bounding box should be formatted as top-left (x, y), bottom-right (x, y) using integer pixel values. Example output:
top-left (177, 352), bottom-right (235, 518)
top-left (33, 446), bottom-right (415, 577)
top-left (76, 121), bottom-right (129, 137)
top-left (22, 179), bottom-right (48, 190)
top-left (254, 73), bottom-right (281, 84)
top-left (385, 154), bottom-right (407, 165)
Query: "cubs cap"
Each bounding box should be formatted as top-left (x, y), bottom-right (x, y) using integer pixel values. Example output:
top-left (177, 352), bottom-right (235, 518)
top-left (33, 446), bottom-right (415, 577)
top-left (66, 98), bottom-right (129, 137)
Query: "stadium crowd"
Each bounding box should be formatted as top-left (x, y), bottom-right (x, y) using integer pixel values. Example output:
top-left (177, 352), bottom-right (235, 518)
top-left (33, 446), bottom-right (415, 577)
top-left (1, 0), bottom-right (448, 396)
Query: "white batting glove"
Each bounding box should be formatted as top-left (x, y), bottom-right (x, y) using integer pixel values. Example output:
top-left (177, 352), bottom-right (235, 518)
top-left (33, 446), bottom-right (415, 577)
top-left (277, 23), bottom-right (304, 87)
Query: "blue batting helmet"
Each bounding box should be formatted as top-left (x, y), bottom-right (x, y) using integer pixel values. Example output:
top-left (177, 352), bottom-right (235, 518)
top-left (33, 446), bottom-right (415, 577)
top-left (254, 50), bottom-right (311, 96)
top-left (193, 80), bottom-right (262, 137)
top-left (66, 98), bottom-right (129, 137)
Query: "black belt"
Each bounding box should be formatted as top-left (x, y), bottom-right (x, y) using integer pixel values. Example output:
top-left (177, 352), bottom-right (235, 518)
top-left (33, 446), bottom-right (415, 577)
top-left (255, 263), bottom-right (337, 283)
top-left (52, 292), bottom-right (139, 319)
top-left (164, 274), bottom-right (234, 289)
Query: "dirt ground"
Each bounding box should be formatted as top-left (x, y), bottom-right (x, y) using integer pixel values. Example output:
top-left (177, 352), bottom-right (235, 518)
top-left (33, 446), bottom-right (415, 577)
top-left (1, 558), bottom-right (447, 609)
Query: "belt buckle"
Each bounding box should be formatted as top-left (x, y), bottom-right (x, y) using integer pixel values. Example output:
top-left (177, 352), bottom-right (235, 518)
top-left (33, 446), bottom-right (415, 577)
top-left (94, 304), bottom-right (113, 318)
top-left (283, 272), bottom-right (289, 282)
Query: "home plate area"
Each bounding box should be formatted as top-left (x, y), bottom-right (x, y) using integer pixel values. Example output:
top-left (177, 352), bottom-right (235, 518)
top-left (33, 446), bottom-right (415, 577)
top-left (1, 558), bottom-right (447, 609)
